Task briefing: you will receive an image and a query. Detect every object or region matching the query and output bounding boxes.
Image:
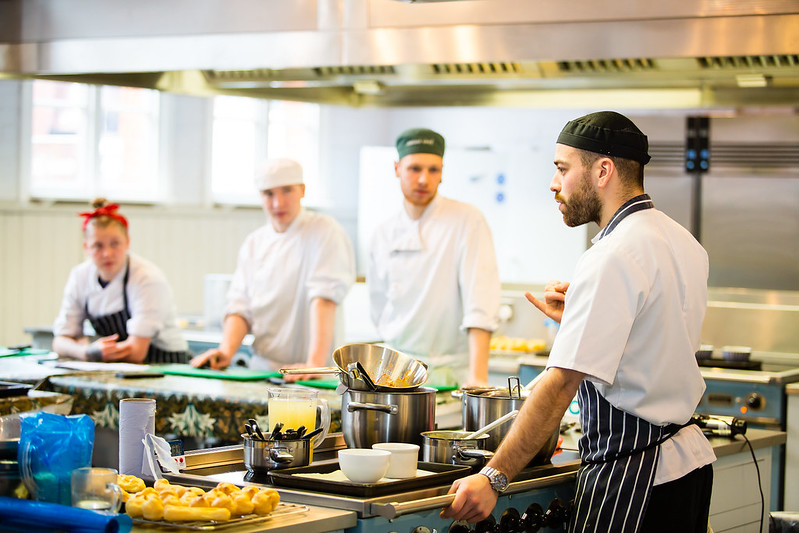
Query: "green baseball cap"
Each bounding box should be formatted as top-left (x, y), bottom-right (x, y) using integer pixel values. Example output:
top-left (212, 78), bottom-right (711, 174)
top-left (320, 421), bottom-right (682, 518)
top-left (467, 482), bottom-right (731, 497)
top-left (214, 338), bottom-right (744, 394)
top-left (396, 128), bottom-right (445, 159)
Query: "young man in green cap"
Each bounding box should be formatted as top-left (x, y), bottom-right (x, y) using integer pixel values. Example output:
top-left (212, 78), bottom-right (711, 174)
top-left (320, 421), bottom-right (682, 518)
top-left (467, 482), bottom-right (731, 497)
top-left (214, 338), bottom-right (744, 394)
top-left (442, 112), bottom-right (714, 532)
top-left (366, 127), bottom-right (501, 386)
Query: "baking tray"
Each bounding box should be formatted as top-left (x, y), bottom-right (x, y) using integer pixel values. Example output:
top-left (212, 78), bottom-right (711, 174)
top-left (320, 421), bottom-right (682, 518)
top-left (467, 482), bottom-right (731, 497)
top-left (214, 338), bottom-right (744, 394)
top-left (0, 381), bottom-right (32, 398)
top-left (131, 502), bottom-right (308, 531)
top-left (267, 461), bottom-right (471, 497)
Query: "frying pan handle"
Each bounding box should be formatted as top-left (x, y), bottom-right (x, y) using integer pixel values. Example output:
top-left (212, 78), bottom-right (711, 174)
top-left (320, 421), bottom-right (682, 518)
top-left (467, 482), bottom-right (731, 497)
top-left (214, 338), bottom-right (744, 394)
top-left (269, 448), bottom-right (295, 464)
top-left (280, 367), bottom-right (339, 375)
top-left (456, 447), bottom-right (495, 462)
top-left (346, 401), bottom-right (399, 415)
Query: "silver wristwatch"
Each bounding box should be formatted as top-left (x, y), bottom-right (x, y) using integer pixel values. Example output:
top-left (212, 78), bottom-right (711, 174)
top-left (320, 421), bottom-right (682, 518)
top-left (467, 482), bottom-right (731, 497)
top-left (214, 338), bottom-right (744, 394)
top-left (479, 466), bottom-right (509, 493)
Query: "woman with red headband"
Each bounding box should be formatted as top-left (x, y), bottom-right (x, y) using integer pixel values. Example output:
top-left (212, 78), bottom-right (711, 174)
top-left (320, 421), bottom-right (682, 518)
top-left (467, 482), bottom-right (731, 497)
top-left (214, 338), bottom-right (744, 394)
top-left (52, 198), bottom-right (190, 363)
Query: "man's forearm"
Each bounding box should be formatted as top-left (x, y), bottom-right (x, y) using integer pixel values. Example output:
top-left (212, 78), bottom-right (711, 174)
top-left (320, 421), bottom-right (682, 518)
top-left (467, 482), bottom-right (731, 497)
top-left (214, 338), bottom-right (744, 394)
top-left (220, 314), bottom-right (250, 355)
top-left (467, 327), bottom-right (491, 386)
top-left (307, 298), bottom-right (337, 367)
top-left (488, 367), bottom-right (583, 479)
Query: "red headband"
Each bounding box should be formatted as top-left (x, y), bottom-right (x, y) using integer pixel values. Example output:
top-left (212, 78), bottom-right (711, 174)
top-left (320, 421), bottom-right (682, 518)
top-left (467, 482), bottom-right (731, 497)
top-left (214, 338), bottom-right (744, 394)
top-left (79, 204), bottom-right (129, 231)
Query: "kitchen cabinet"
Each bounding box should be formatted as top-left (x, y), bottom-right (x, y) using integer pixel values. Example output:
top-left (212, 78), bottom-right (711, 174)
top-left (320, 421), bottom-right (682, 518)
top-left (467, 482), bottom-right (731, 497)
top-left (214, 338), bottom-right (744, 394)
top-left (784, 384), bottom-right (799, 511)
top-left (709, 430), bottom-right (783, 533)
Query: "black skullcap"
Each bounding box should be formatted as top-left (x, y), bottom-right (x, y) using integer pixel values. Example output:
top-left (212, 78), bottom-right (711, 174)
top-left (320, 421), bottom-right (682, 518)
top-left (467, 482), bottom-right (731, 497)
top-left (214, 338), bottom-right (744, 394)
top-left (396, 128), bottom-right (445, 159)
top-left (557, 111), bottom-right (651, 165)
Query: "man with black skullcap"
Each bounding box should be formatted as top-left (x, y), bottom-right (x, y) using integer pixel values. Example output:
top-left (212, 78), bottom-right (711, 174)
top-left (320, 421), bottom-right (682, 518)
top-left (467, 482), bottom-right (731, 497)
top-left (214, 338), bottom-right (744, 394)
top-left (442, 112), bottom-right (715, 532)
top-left (367, 128), bottom-right (500, 386)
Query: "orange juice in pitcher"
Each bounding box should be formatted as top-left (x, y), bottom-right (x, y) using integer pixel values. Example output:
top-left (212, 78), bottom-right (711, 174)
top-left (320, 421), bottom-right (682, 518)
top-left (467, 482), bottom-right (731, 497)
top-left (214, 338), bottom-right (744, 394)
top-left (267, 388), bottom-right (329, 461)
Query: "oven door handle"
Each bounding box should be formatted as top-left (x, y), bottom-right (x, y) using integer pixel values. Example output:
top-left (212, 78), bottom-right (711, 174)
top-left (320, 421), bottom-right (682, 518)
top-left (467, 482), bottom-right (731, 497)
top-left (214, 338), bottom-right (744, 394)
top-left (370, 494), bottom-right (455, 519)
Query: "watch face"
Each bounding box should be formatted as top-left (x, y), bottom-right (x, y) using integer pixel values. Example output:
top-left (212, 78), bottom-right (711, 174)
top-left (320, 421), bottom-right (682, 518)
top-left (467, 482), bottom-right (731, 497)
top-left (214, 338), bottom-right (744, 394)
top-left (494, 471), bottom-right (509, 491)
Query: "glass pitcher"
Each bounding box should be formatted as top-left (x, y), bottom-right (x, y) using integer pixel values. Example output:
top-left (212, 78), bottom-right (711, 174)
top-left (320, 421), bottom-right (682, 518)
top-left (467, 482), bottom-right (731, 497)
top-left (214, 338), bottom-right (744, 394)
top-left (267, 388), bottom-right (330, 453)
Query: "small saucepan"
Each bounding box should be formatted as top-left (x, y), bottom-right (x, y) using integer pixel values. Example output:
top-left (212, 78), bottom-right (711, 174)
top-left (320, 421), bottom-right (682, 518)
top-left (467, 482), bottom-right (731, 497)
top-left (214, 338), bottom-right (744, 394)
top-left (242, 434), bottom-right (310, 472)
top-left (421, 430), bottom-right (494, 471)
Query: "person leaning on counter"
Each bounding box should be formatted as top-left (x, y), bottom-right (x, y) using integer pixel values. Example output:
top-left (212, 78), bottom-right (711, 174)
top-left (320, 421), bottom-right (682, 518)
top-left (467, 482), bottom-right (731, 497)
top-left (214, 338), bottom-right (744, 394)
top-left (367, 128), bottom-right (501, 387)
top-left (191, 159), bottom-right (355, 375)
top-left (442, 112), bottom-right (716, 532)
top-left (52, 199), bottom-right (190, 363)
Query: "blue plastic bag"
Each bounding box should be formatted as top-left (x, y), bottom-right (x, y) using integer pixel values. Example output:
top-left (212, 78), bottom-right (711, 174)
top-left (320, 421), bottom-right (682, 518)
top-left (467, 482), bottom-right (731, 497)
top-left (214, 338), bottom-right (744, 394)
top-left (18, 412), bottom-right (94, 505)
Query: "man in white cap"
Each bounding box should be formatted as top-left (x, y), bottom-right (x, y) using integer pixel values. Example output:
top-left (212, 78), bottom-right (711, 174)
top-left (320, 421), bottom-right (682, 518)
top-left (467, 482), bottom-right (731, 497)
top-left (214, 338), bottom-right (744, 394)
top-left (191, 158), bottom-right (355, 373)
top-left (367, 128), bottom-right (501, 386)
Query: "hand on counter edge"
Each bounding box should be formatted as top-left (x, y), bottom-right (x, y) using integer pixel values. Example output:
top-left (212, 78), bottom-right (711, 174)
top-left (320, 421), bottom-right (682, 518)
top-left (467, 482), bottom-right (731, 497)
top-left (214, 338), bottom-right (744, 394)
top-left (440, 473), bottom-right (498, 524)
top-left (190, 348), bottom-right (232, 370)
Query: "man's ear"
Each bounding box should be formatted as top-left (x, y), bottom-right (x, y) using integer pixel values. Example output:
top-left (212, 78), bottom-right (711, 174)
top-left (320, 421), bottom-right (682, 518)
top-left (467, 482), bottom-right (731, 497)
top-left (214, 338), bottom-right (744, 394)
top-left (595, 157), bottom-right (615, 189)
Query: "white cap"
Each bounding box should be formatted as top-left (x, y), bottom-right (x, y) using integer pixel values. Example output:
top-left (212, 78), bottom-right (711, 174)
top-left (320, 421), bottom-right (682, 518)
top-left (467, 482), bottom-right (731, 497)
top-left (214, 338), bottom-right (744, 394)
top-left (254, 158), bottom-right (304, 191)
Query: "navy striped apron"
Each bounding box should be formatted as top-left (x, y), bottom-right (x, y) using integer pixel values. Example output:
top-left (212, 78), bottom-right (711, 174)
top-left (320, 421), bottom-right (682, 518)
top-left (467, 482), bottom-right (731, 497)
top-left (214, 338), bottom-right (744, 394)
top-left (85, 261), bottom-right (189, 364)
top-left (568, 193), bottom-right (681, 533)
top-left (569, 382), bottom-right (684, 533)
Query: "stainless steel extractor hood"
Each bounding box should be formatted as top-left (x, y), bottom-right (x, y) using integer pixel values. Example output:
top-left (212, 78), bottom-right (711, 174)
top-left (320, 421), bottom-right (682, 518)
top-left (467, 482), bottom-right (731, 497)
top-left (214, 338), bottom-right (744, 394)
top-left (1, 0), bottom-right (798, 108)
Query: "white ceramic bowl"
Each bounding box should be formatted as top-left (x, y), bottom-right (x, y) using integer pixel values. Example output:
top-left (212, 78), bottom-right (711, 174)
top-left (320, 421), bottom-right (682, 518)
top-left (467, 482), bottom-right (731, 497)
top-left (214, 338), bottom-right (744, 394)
top-left (372, 442), bottom-right (420, 479)
top-left (338, 448), bottom-right (390, 483)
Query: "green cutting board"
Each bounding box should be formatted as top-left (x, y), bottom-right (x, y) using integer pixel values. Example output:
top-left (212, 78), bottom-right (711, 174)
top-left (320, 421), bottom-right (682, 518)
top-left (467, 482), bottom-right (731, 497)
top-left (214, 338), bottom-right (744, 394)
top-left (0, 348), bottom-right (52, 358)
top-left (296, 379), bottom-right (458, 392)
top-left (154, 364), bottom-right (282, 381)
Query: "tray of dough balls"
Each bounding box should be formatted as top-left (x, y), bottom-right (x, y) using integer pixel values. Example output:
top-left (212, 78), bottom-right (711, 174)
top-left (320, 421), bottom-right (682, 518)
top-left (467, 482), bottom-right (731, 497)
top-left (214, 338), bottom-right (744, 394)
top-left (119, 474), bottom-right (308, 530)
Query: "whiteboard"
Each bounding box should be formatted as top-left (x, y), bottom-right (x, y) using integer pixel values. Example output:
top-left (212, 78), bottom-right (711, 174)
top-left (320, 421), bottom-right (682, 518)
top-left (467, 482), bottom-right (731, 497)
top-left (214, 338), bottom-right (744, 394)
top-left (357, 146), bottom-right (587, 284)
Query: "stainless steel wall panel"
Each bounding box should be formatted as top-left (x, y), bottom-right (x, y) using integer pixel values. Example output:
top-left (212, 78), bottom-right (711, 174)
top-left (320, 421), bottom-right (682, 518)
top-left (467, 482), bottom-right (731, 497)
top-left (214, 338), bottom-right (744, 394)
top-left (703, 173), bottom-right (799, 291)
top-left (367, 0), bottom-right (799, 27)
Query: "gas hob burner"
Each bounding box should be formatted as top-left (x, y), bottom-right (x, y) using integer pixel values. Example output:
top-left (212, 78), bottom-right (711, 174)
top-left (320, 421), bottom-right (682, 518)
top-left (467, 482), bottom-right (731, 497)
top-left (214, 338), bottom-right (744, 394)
top-left (243, 470), bottom-right (271, 484)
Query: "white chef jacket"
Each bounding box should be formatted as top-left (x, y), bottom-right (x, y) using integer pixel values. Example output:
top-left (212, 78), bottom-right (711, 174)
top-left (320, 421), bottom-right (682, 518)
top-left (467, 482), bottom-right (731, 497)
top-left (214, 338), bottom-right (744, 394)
top-left (367, 194), bottom-right (500, 378)
top-left (53, 252), bottom-right (188, 352)
top-left (226, 208), bottom-right (355, 370)
top-left (547, 207), bottom-right (716, 485)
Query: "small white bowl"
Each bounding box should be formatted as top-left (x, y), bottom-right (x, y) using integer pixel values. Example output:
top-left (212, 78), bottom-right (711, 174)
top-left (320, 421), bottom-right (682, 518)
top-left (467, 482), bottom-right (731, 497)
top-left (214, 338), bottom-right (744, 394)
top-left (372, 442), bottom-right (420, 479)
top-left (338, 449), bottom-right (390, 483)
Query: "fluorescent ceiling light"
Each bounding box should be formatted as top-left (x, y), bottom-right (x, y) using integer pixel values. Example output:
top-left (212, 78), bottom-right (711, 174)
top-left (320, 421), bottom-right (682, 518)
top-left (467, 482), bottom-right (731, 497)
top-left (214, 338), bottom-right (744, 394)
top-left (736, 74), bottom-right (768, 88)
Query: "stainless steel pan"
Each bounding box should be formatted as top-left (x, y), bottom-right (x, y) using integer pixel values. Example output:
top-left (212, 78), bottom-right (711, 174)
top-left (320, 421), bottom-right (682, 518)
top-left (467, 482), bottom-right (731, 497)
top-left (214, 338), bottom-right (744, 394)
top-left (280, 343), bottom-right (428, 392)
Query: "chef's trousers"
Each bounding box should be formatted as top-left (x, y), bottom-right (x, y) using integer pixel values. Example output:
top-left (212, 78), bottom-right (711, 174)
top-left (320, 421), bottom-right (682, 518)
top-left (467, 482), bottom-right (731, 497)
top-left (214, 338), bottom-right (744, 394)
top-left (639, 463), bottom-right (714, 533)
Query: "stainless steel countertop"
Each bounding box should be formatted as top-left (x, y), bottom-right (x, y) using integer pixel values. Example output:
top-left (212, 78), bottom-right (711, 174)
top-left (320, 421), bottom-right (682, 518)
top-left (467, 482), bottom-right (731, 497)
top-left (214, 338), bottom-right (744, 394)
top-left (518, 352), bottom-right (799, 385)
top-left (165, 444), bottom-right (581, 520)
top-left (129, 504), bottom-right (355, 533)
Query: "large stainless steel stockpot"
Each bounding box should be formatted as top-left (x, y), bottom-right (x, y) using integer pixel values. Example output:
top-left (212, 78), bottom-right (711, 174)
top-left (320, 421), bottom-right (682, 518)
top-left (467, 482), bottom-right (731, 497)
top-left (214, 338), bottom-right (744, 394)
top-left (341, 387), bottom-right (436, 448)
top-left (460, 380), bottom-right (558, 465)
top-left (421, 430), bottom-right (494, 470)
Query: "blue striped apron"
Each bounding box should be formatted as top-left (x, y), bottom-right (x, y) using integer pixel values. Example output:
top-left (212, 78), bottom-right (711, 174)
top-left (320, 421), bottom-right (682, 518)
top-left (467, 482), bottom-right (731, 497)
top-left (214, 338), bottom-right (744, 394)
top-left (568, 194), bottom-right (682, 532)
top-left (85, 261), bottom-right (189, 364)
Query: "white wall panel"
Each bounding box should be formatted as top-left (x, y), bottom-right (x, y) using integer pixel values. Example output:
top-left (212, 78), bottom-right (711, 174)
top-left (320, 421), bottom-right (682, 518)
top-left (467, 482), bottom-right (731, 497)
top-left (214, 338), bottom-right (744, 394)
top-left (0, 205), bottom-right (264, 347)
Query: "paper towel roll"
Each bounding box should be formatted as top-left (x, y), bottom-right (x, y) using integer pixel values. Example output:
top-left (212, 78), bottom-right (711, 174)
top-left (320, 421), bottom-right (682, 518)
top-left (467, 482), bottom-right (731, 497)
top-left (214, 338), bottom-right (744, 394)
top-left (118, 398), bottom-right (155, 478)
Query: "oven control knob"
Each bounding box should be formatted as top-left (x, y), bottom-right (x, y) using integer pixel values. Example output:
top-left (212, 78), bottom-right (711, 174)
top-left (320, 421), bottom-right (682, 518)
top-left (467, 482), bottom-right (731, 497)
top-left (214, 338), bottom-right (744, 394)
top-left (499, 507), bottom-right (522, 533)
top-left (475, 514), bottom-right (498, 533)
top-left (543, 498), bottom-right (569, 528)
top-left (521, 503), bottom-right (544, 532)
top-left (745, 393), bottom-right (765, 410)
top-left (449, 521), bottom-right (472, 533)
top-left (412, 527), bottom-right (434, 533)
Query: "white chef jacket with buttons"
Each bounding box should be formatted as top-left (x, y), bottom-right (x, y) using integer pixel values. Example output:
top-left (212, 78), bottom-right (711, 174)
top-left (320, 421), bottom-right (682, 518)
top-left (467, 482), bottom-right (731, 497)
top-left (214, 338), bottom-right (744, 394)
top-left (367, 194), bottom-right (500, 375)
top-left (547, 207), bottom-right (716, 485)
top-left (53, 252), bottom-right (188, 352)
top-left (226, 208), bottom-right (355, 370)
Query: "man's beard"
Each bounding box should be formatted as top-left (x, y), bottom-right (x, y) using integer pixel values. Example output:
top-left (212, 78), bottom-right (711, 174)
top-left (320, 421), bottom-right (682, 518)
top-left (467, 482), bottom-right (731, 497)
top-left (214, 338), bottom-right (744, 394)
top-left (558, 171), bottom-right (602, 227)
